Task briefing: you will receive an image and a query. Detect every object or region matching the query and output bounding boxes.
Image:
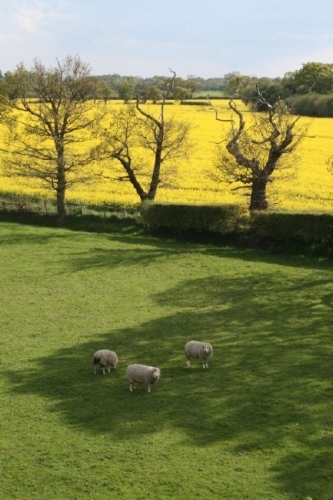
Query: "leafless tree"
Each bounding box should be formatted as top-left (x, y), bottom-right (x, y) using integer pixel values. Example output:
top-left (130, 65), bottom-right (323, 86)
top-left (1, 55), bottom-right (106, 219)
top-left (98, 70), bottom-right (193, 201)
top-left (212, 86), bottom-right (307, 211)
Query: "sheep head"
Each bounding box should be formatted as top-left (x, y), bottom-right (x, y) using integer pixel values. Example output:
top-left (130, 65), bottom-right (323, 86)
top-left (151, 368), bottom-right (161, 381)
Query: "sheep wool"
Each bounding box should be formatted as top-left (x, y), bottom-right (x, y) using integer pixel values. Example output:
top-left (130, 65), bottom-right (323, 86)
top-left (126, 364), bottom-right (161, 393)
top-left (93, 350), bottom-right (118, 375)
top-left (185, 341), bottom-right (213, 369)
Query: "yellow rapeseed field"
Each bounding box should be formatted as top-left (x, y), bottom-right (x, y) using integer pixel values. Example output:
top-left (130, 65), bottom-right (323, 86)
top-left (0, 100), bottom-right (332, 212)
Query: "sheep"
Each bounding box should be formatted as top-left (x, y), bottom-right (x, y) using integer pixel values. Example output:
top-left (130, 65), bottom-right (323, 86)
top-left (93, 349), bottom-right (118, 375)
top-left (126, 364), bottom-right (161, 393)
top-left (185, 341), bottom-right (213, 369)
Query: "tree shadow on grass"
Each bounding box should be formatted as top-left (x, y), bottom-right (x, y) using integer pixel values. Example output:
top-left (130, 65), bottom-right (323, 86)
top-left (66, 243), bottom-right (188, 272)
top-left (67, 230), bottom-right (333, 274)
top-left (2, 217), bottom-right (331, 272)
top-left (0, 229), bottom-right (85, 246)
top-left (4, 271), bottom-right (333, 499)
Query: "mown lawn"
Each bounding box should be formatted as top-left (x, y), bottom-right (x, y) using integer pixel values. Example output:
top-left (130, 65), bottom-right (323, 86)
top-left (0, 221), bottom-right (332, 499)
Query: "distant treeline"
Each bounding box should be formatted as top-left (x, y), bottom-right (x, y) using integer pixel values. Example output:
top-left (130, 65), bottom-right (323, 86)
top-left (2, 61), bottom-right (333, 116)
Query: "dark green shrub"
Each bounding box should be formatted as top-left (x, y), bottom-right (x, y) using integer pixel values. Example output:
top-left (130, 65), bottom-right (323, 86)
top-left (316, 95), bottom-right (333, 117)
top-left (180, 100), bottom-right (210, 106)
top-left (286, 93), bottom-right (333, 117)
top-left (140, 202), bottom-right (246, 236)
top-left (251, 211), bottom-right (333, 254)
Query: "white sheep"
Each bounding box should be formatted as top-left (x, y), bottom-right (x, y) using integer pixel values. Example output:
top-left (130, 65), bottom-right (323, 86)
top-left (126, 364), bottom-right (161, 393)
top-left (185, 341), bottom-right (213, 369)
top-left (93, 350), bottom-right (118, 375)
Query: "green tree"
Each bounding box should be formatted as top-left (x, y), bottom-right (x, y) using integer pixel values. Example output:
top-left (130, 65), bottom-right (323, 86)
top-left (173, 85), bottom-right (192, 102)
top-left (146, 86), bottom-right (163, 103)
top-left (93, 77), bottom-right (114, 102)
top-left (134, 79), bottom-right (149, 103)
top-left (224, 75), bottom-right (284, 109)
top-left (2, 55), bottom-right (106, 219)
top-left (224, 74), bottom-right (255, 96)
top-left (285, 62), bottom-right (333, 95)
top-left (118, 82), bottom-right (134, 103)
top-left (184, 79), bottom-right (203, 96)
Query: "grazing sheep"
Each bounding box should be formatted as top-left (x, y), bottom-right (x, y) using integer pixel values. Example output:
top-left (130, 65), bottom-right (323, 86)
top-left (185, 341), bottom-right (213, 369)
top-left (93, 350), bottom-right (118, 375)
top-left (126, 364), bottom-right (161, 393)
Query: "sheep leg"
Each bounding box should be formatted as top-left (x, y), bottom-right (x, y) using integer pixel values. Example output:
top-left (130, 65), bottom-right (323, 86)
top-left (186, 358), bottom-right (191, 367)
top-left (102, 367), bottom-right (106, 375)
top-left (147, 384), bottom-right (151, 393)
top-left (129, 383), bottom-right (135, 392)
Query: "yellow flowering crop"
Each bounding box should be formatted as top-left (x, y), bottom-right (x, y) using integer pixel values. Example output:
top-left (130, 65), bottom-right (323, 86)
top-left (0, 100), bottom-right (332, 212)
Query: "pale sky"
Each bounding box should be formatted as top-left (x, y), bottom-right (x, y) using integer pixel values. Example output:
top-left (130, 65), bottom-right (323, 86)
top-left (1, 0), bottom-right (333, 79)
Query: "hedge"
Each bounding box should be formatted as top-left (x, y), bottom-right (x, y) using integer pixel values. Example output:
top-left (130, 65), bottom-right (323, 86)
top-left (251, 211), bottom-right (333, 254)
top-left (140, 202), bottom-right (246, 236)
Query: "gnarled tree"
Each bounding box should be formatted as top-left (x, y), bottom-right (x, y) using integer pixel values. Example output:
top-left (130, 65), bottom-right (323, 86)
top-left (213, 87), bottom-right (306, 210)
top-left (99, 70), bottom-right (193, 201)
top-left (1, 55), bottom-right (106, 219)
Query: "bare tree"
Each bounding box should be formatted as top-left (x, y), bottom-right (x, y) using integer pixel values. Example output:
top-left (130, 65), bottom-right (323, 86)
top-left (212, 86), bottom-right (307, 210)
top-left (98, 70), bottom-right (193, 201)
top-left (1, 55), bottom-right (106, 219)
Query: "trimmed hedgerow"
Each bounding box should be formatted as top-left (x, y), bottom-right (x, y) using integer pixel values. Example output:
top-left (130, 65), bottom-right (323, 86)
top-left (251, 211), bottom-right (333, 254)
top-left (140, 202), bottom-right (246, 236)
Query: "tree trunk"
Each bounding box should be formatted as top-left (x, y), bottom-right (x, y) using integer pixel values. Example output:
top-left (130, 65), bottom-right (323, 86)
top-left (147, 166), bottom-right (160, 200)
top-left (147, 146), bottom-right (163, 200)
top-left (117, 157), bottom-right (148, 201)
top-left (250, 177), bottom-right (268, 211)
top-left (127, 172), bottom-right (147, 201)
top-left (55, 140), bottom-right (68, 220)
top-left (56, 188), bottom-right (68, 222)
top-left (56, 161), bottom-right (68, 220)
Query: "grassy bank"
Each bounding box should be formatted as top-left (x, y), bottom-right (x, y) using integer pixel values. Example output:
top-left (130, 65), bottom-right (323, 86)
top-left (0, 221), bottom-right (332, 499)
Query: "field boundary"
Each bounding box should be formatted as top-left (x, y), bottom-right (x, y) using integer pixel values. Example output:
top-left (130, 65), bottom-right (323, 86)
top-left (0, 197), bottom-right (140, 219)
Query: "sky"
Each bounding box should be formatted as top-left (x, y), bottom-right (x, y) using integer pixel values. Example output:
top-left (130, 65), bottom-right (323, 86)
top-left (1, 0), bottom-right (333, 79)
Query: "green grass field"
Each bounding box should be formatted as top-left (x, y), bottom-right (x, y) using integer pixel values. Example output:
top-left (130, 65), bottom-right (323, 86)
top-left (1, 220), bottom-right (333, 499)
